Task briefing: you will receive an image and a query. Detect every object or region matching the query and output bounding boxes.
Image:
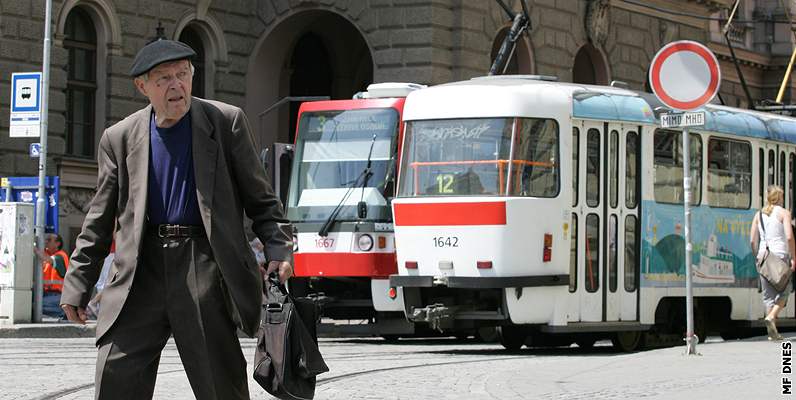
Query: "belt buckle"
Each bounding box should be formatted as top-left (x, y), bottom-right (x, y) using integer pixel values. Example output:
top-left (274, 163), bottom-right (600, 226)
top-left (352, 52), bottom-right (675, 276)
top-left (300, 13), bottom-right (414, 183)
top-left (158, 224), bottom-right (172, 238)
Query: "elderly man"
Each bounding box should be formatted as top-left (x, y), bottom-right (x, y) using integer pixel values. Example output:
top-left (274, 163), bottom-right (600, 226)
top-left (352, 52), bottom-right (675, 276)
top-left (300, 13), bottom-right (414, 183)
top-left (61, 39), bottom-right (293, 399)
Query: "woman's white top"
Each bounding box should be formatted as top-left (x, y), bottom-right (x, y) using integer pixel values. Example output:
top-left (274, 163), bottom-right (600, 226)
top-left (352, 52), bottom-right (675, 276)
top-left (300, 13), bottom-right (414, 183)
top-left (758, 206), bottom-right (789, 260)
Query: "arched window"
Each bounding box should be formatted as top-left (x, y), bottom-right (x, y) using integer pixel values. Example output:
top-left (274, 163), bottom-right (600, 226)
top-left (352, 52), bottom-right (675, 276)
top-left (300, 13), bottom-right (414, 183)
top-left (490, 27), bottom-right (534, 75)
top-left (64, 8), bottom-right (97, 158)
top-left (572, 44), bottom-right (609, 85)
top-left (178, 26), bottom-right (205, 98)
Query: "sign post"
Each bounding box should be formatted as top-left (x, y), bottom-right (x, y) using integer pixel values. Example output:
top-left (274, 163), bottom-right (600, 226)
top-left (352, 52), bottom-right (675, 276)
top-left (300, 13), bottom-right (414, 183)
top-left (34, 0), bottom-right (53, 323)
top-left (649, 40), bottom-right (720, 356)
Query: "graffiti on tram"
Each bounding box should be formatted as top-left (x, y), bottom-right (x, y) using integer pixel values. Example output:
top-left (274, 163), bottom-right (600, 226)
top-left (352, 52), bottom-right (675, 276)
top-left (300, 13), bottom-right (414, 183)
top-left (641, 201), bottom-right (758, 288)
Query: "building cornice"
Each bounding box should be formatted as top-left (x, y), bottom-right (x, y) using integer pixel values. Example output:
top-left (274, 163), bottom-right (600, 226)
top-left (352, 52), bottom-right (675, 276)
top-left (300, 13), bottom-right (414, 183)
top-left (612, 0), bottom-right (719, 29)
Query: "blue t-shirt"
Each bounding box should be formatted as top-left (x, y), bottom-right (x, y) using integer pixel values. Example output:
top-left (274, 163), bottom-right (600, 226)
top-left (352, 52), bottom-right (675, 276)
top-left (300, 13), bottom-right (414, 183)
top-left (146, 112), bottom-right (202, 226)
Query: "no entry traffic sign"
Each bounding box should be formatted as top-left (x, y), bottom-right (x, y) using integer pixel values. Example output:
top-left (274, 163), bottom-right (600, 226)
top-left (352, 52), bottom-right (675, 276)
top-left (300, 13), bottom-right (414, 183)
top-left (649, 41), bottom-right (720, 111)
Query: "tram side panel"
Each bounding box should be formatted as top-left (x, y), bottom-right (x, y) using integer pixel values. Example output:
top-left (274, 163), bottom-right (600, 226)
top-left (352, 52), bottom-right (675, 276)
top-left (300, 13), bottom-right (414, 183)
top-left (637, 130), bottom-right (795, 330)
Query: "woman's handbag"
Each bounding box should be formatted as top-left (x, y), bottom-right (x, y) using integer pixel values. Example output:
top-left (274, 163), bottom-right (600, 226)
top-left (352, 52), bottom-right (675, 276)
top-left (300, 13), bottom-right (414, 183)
top-left (253, 274), bottom-right (328, 400)
top-left (758, 249), bottom-right (792, 292)
top-left (757, 212), bottom-right (794, 292)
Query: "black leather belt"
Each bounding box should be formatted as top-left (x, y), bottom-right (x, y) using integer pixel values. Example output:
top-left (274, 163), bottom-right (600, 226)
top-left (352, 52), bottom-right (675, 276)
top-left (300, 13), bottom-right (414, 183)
top-left (152, 224), bottom-right (205, 238)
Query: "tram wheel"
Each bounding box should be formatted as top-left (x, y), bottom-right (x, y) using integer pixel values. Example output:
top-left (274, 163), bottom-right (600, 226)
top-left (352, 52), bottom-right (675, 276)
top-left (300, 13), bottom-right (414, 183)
top-left (382, 335), bottom-right (400, 343)
top-left (612, 331), bottom-right (642, 352)
top-left (454, 333), bottom-right (472, 341)
top-left (575, 338), bottom-right (597, 349)
top-left (497, 326), bottom-right (527, 351)
top-left (476, 327), bottom-right (499, 343)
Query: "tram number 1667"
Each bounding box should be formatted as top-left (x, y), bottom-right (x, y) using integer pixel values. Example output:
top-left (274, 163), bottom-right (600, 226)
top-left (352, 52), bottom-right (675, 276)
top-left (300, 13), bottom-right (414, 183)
top-left (432, 236), bottom-right (459, 248)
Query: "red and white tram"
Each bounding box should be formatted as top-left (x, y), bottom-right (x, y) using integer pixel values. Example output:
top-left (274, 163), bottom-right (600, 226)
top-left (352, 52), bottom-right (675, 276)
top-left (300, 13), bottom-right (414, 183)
top-left (287, 83), bottom-right (423, 337)
top-left (390, 75), bottom-right (796, 350)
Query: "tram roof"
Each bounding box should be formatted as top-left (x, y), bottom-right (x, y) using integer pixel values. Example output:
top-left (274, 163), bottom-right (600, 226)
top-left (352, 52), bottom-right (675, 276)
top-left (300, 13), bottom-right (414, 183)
top-left (402, 75), bottom-right (646, 122)
top-left (640, 93), bottom-right (796, 144)
top-left (403, 75), bottom-right (796, 144)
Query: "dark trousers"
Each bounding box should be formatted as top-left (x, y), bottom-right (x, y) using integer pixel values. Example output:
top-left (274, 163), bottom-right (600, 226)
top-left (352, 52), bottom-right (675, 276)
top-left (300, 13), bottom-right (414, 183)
top-left (94, 232), bottom-right (249, 400)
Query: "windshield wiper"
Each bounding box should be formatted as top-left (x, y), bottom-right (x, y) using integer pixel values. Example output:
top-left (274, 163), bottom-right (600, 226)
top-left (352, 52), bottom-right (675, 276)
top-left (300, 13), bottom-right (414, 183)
top-left (318, 134), bottom-right (377, 236)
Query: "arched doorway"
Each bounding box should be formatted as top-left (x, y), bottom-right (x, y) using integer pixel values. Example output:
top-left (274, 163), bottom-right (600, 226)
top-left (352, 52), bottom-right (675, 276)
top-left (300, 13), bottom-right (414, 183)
top-left (288, 33), bottom-right (333, 143)
top-left (572, 44), bottom-right (609, 85)
top-left (247, 10), bottom-right (373, 150)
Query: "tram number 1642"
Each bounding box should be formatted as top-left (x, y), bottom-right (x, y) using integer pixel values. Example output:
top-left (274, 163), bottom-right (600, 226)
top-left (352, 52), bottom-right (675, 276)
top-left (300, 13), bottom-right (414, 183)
top-left (432, 236), bottom-right (459, 248)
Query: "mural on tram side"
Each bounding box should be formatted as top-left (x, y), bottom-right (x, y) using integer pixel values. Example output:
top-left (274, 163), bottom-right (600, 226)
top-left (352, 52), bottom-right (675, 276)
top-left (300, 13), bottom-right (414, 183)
top-left (640, 201), bottom-right (758, 288)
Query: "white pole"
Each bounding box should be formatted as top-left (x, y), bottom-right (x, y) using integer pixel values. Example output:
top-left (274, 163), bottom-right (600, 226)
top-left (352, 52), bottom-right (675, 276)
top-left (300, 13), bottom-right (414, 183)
top-left (33, 0), bottom-right (53, 323)
top-left (682, 127), bottom-right (697, 355)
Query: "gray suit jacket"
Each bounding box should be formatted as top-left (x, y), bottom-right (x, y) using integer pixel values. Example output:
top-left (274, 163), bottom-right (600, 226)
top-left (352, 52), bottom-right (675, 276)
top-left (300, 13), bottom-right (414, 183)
top-left (62, 98), bottom-right (292, 340)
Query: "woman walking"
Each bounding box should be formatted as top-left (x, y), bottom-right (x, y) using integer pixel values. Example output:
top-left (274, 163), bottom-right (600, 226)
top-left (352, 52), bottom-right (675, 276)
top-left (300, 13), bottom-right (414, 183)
top-left (750, 185), bottom-right (795, 340)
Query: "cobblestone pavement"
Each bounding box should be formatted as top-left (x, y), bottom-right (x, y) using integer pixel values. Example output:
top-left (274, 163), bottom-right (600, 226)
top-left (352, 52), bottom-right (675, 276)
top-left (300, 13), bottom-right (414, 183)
top-left (0, 334), bottom-right (791, 399)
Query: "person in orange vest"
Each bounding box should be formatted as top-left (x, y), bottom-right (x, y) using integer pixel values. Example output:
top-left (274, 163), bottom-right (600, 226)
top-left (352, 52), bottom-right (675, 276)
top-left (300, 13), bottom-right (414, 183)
top-left (34, 233), bottom-right (70, 319)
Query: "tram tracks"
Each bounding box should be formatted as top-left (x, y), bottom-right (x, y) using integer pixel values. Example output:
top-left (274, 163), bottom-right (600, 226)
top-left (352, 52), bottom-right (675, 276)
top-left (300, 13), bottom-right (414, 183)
top-left (31, 352), bottom-right (525, 399)
top-left (32, 368), bottom-right (186, 400)
top-left (315, 355), bottom-right (528, 387)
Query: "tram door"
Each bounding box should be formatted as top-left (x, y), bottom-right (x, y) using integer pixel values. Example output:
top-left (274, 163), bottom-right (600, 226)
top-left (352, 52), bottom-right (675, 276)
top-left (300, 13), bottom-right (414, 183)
top-left (604, 123), bottom-right (640, 322)
top-left (574, 120), bottom-right (604, 322)
top-left (761, 143), bottom-right (792, 209)
top-left (573, 120), bottom-right (640, 323)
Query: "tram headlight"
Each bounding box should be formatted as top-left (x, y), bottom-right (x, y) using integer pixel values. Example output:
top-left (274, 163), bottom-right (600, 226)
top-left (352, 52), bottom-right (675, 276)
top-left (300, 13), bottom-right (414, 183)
top-left (356, 233), bottom-right (374, 252)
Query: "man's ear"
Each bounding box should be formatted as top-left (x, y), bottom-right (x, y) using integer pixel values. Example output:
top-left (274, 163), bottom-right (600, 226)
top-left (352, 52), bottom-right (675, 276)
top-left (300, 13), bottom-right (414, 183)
top-left (134, 78), bottom-right (148, 97)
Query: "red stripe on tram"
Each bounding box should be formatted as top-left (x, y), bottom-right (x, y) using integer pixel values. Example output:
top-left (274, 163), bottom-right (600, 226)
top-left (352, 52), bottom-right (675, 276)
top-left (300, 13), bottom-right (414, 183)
top-left (393, 202), bottom-right (507, 226)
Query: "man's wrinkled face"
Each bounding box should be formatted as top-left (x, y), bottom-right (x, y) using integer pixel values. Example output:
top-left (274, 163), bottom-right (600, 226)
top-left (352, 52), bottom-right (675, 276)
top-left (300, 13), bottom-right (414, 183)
top-left (134, 60), bottom-right (193, 127)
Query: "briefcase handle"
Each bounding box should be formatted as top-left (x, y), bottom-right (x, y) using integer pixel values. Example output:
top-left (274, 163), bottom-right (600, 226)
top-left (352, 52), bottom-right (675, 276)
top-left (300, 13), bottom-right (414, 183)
top-left (263, 272), bottom-right (289, 306)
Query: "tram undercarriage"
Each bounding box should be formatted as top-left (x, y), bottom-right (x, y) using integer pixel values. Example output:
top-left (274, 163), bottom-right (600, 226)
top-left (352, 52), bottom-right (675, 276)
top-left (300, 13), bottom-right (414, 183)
top-left (290, 276), bottom-right (414, 337)
top-left (396, 280), bottom-right (796, 351)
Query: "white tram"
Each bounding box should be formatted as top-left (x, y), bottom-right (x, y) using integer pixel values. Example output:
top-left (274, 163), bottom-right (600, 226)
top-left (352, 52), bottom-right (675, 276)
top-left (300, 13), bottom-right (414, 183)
top-left (389, 75), bottom-right (796, 350)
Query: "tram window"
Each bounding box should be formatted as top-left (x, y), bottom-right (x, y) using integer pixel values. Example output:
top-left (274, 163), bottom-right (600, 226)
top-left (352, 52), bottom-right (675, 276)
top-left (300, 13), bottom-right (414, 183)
top-left (610, 130), bottom-right (618, 208)
top-left (585, 213), bottom-right (599, 293)
top-left (653, 129), bottom-right (701, 205)
top-left (512, 118), bottom-right (560, 197)
top-left (624, 214), bottom-right (638, 292)
top-left (626, 132), bottom-right (638, 209)
top-left (768, 149), bottom-right (775, 186)
top-left (707, 138), bottom-right (751, 209)
top-left (398, 118), bottom-right (513, 196)
top-left (586, 129), bottom-right (600, 207)
top-left (573, 128), bottom-right (579, 207)
top-left (569, 213), bottom-right (578, 293)
top-left (608, 214), bottom-right (617, 293)
top-left (781, 151), bottom-right (787, 190)
top-left (759, 148), bottom-right (765, 206)
top-left (790, 153), bottom-right (795, 211)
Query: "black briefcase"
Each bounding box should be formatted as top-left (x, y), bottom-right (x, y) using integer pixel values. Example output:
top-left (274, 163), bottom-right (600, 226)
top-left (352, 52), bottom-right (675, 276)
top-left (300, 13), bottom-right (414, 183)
top-left (253, 275), bottom-right (328, 400)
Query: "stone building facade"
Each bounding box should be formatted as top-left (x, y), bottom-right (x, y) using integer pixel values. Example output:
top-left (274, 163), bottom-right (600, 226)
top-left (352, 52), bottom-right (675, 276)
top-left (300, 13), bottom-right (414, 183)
top-left (0, 0), bottom-right (794, 249)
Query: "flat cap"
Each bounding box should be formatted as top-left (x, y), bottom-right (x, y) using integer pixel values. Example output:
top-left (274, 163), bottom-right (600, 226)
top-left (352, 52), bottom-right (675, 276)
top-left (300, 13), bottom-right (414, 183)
top-left (129, 39), bottom-right (196, 77)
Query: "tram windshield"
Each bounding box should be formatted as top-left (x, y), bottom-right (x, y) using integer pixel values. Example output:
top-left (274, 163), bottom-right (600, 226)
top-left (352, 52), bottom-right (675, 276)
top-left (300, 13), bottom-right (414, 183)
top-left (287, 108), bottom-right (399, 222)
top-left (398, 117), bottom-right (559, 197)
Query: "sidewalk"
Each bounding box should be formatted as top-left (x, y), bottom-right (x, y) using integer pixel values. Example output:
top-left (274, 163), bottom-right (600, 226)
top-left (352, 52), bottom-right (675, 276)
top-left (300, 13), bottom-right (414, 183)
top-left (0, 318), bottom-right (96, 338)
top-left (1, 334), bottom-right (790, 399)
top-left (0, 319), bottom-right (378, 339)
